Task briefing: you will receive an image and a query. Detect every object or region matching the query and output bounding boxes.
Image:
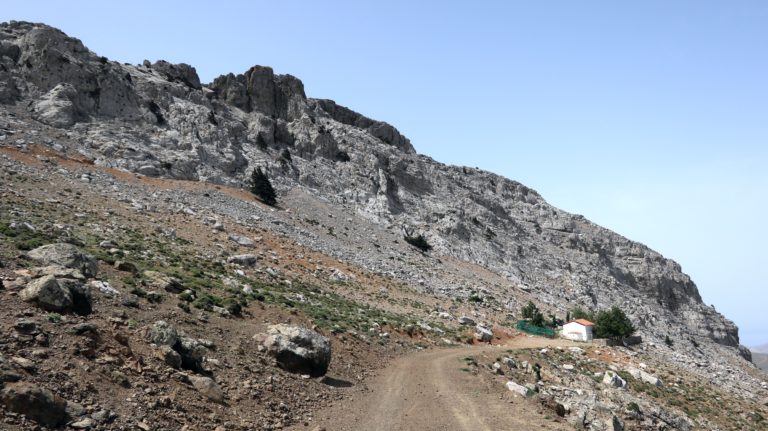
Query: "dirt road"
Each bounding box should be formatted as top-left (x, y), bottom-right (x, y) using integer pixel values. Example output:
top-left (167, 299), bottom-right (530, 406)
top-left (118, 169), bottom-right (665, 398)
top-left (296, 336), bottom-right (576, 431)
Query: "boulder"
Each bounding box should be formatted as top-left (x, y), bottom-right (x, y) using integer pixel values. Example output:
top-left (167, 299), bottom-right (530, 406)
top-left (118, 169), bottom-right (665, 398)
top-left (625, 367), bottom-right (662, 386)
top-left (228, 234), bottom-right (256, 247)
top-left (262, 324), bottom-right (331, 377)
top-left (1, 382), bottom-right (68, 427)
top-left (188, 375), bottom-right (225, 404)
top-left (502, 356), bottom-right (517, 369)
top-left (506, 381), bottom-right (529, 397)
top-left (13, 319), bottom-right (39, 336)
top-left (157, 345), bottom-right (182, 369)
top-left (474, 325), bottom-right (493, 343)
top-left (27, 243), bottom-right (97, 277)
top-left (90, 280), bottom-right (119, 297)
top-left (19, 275), bottom-right (73, 312)
top-left (143, 271), bottom-right (184, 293)
top-left (0, 355), bottom-right (22, 384)
top-left (602, 370), bottom-right (627, 388)
top-left (70, 417), bottom-right (96, 429)
top-left (147, 321), bottom-right (178, 347)
top-left (31, 265), bottom-right (85, 280)
top-left (114, 261), bottom-right (138, 274)
top-left (227, 254), bottom-right (258, 266)
top-left (458, 316), bottom-right (476, 326)
top-left (177, 336), bottom-right (207, 372)
top-left (59, 279), bottom-right (92, 315)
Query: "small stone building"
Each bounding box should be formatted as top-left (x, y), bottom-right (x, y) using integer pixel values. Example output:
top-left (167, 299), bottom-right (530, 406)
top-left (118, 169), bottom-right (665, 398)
top-left (561, 319), bottom-right (594, 342)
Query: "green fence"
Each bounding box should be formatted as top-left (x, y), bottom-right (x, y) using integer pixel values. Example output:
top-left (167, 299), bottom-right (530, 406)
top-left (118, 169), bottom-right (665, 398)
top-left (516, 320), bottom-right (556, 338)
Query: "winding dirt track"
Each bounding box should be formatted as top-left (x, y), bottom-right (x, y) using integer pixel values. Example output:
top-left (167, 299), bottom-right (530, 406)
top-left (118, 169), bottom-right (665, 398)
top-left (297, 336), bottom-right (576, 431)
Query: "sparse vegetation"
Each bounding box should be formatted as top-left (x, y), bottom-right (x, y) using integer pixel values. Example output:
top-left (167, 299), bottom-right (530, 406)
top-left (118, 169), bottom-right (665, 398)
top-left (404, 234), bottom-right (432, 252)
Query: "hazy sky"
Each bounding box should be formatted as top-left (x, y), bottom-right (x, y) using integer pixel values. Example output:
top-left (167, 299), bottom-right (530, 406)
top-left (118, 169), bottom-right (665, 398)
top-left (4, 1), bottom-right (767, 345)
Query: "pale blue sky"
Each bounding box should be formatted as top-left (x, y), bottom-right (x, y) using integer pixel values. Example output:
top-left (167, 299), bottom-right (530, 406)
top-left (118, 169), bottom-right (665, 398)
top-left (4, 1), bottom-right (767, 346)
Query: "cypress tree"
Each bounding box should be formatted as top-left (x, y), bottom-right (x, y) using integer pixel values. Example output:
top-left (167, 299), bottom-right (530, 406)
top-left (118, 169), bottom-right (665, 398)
top-left (249, 167), bottom-right (277, 206)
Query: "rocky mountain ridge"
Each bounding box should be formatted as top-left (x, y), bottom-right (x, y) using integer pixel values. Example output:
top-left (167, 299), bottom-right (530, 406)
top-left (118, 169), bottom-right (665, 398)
top-left (0, 21), bottom-right (751, 366)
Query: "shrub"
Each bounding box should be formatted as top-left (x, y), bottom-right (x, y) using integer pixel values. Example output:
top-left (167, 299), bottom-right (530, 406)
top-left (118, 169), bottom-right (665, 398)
top-left (147, 100), bottom-right (166, 125)
top-left (192, 293), bottom-right (220, 311)
top-left (664, 335), bottom-right (674, 347)
top-left (256, 133), bottom-right (268, 151)
top-left (207, 110), bottom-right (218, 126)
top-left (249, 167), bottom-right (277, 206)
top-left (222, 297), bottom-right (242, 316)
top-left (336, 150), bottom-right (351, 162)
top-left (404, 234), bottom-right (431, 252)
top-left (468, 294), bottom-right (483, 303)
top-left (280, 149), bottom-right (292, 162)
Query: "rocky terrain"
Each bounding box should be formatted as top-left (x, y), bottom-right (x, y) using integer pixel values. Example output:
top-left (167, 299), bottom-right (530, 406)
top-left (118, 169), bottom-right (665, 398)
top-left (0, 20), bottom-right (767, 430)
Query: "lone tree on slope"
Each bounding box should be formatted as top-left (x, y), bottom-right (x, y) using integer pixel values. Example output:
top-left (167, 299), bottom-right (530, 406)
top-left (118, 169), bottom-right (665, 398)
top-left (250, 167), bottom-right (277, 206)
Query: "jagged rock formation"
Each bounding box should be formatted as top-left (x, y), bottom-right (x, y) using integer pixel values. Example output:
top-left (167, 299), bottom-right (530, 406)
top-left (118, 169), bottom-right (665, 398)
top-left (0, 21), bottom-right (743, 357)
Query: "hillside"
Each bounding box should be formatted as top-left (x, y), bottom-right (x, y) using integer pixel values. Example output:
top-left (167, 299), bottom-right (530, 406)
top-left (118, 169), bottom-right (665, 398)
top-left (0, 21), bottom-right (767, 430)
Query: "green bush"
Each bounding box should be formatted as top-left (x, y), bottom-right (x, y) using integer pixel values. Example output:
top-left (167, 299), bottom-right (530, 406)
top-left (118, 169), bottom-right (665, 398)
top-left (192, 293), bottom-right (221, 311)
top-left (177, 302), bottom-right (190, 313)
top-left (627, 402), bottom-right (641, 413)
top-left (222, 297), bottom-right (242, 316)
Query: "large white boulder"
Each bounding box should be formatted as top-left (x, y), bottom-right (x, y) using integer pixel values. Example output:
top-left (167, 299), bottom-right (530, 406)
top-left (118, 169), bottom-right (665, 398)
top-left (262, 324), bottom-right (331, 377)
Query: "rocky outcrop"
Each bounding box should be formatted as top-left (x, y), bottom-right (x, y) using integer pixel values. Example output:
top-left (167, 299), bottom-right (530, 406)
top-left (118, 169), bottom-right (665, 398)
top-left (150, 60), bottom-right (201, 90)
top-left (310, 99), bottom-right (414, 153)
top-left (210, 65), bottom-right (306, 120)
top-left (30, 83), bottom-right (78, 127)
